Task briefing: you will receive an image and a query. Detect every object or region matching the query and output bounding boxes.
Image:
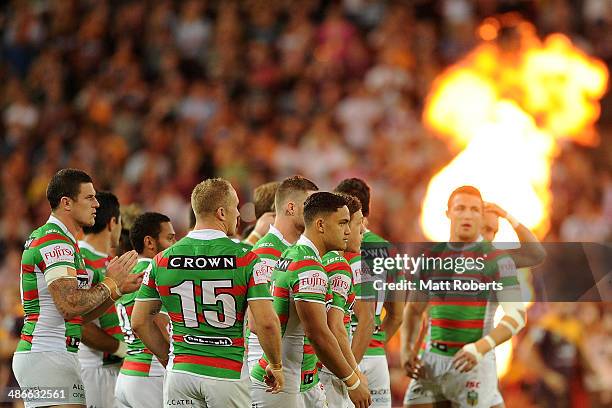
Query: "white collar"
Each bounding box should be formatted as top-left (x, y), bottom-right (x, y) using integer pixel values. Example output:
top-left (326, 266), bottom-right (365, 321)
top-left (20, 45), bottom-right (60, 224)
top-left (48, 214), bottom-right (77, 243)
top-left (137, 257), bottom-right (153, 263)
top-left (187, 229), bottom-right (227, 241)
top-left (77, 240), bottom-right (108, 257)
top-left (447, 235), bottom-right (484, 251)
top-left (296, 235), bottom-right (321, 260)
top-left (268, 225), bottom-right (291, 246)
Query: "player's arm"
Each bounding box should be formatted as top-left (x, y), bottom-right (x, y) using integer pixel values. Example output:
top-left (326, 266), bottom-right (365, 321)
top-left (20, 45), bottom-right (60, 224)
top-left (400, 289), bottom-right (429, 378)
top-left (327, 306), bottom-right (366, 387)
top-left (381, 300), bottom-right (404, 342)
top-left (153, 312), bottom-right (171, 344)
top-left (244, 212), bottom-right (275, 246)
top-left (81, 322), bottom-right (127, 357)
top-left (351, 299), bottom-right (374, 363)
top-left (131, 299), bottom-right (169, 366)
top-left (296, 300), bottom-right (371, 407)
top-left (248, 298), bottom-right (284, 392)
top-left (452, 256), bottom-right (526, 372)
top-left (485, 203), bottom-right (546, 267)
top-left (48, 251), bottom-right (139, 320)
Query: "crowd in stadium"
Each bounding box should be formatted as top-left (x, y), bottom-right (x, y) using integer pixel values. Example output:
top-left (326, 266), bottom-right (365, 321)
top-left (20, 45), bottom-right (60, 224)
top-left (0, 0), bottom-right (610, 407)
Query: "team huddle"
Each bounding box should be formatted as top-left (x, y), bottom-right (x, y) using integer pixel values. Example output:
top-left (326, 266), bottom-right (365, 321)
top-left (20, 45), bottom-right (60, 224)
top-left (13, 169), bottom-right (539, 408)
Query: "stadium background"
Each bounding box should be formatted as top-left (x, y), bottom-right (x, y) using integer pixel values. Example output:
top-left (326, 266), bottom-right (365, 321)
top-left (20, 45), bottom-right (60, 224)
top-left (0, 0), bottom-right (610, 407)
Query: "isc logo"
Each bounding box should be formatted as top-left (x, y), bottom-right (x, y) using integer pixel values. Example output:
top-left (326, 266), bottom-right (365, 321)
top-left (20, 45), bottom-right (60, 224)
top-left (465, 380), bottom-right (480, 389)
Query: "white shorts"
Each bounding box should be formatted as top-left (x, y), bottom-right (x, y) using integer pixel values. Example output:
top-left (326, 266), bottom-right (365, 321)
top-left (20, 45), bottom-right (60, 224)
top-left (115, 373), bottom-right (164, 408)
top-left (164, 370), bottom-right (250, 408)
top-left (12, 351), bottom-right (86, 407)
top-left (403, 351), bottom-right (499, 408)
top-left (81, 364), bottom-right (120, 408)
top-left (349, 356), bottom-right (391, 408)
top-left (319, 370), bottom-right (347, 407)
top-left (251, 379), bottom-right (327, 408)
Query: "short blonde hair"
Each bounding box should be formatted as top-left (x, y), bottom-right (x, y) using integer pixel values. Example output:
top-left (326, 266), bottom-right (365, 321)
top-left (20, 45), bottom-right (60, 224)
top-left (191, 178), bottom-right (233, 217)
top-left (254, 181), bottom-right (279, 219)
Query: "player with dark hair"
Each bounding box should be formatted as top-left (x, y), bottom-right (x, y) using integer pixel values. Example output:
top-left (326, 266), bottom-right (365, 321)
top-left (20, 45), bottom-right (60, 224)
top-left (114, 212), bottom-right (176, 408)
top-left (320, 193), bottom-right (373, 406)
top-left (402, 186), bottom-right (526, 408)
top-left (132, 178), bottom-right (283, 407)
top-left (78, 191), bottom-right (129, 408)
top-left (251, 192), bottom-right (372, 408)
top-left (247, 176), bottom-right (318, 374)
top-left (13, 169), bottom-right (140, 407)
top-left (336, 177), bottom-right (401, 408)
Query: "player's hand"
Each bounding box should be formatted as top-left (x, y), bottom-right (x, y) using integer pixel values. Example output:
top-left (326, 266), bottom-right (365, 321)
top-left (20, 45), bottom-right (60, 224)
top-left (484, 202), bottom-right (507, 218)
top-left (347, 381), bottom-right (372, 408)
top-left (106, 251), bottom-right (138, 287)
top-left (119, 271), bottom-right (144, 294)
top-left (401, 348), bottom-right (422, 379)
top-left (356, 370), bottom-right (369, 390)
top-left (264, 364), bottom-right (284, 394)
top-left (254, 212), bottom-right (275, 236)
top-left (452, 344), bottom-right (481, 373)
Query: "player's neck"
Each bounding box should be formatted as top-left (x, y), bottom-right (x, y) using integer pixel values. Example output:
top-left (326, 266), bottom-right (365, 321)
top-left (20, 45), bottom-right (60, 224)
top-left (50, 211), bottom-right (83, 243)
top-left (193, 219), bottom-right (227, 235)
top-left (139, 250), bottom-right (155, 259)
top-left (83, 232), bottom-right (111, 255)
top-left (302, 230), bottom-right (327, 258)
top-left (274, 216), bottom-right (300, 244)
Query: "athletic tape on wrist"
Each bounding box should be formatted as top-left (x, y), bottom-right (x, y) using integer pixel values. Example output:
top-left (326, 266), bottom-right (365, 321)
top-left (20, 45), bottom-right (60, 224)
top-left (462, 343), bottom-right (483, 363)
top-left (341, 371), bottom-right (356, 382)
top-left (346, 377), bottom-right (361, 391)
top-left (483, 335), bottom-right (497, 350)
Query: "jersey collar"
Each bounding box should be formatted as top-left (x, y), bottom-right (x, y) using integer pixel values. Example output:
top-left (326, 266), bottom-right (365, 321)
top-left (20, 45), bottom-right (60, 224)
top-left (447, 235), bottom-right (484, 251)
top-left (187, 228), bottom-right (227, 241)
top-left (48, 214), bottom-right (77, 243)
top-left (77, 240), bottom-right (108, 258)
top-left (296, 234), bottom-right (321, 261)
top-left (268, 225), bottom-right (291, 246)
top-left (137, 257), bottom-right (152, 263)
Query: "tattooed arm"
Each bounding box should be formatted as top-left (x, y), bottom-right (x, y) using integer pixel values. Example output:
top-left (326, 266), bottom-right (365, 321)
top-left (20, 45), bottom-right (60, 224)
top-left (48, 276), bottom-right (112, 320)
top-left (131, 299), bottom-right (169, 366)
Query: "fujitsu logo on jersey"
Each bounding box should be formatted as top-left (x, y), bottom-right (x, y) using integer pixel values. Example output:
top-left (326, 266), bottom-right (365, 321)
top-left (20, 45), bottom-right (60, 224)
top-left (40, 243), bottom-right (74, 265)
top-left (298, 270), bottom-right (328, 294)
top-left (168, 255), bottom-right (236, 270)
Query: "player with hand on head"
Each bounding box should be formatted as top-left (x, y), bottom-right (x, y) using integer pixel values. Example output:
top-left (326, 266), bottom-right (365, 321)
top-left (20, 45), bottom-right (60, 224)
top-left (320, 193), bottom-right (372, 406)
top-left (131, 178), bottom-right (283, 407)
top-left (243, 181), bottom-right (280, 246)
top-left (114, 212), bottom-right (176, 408)
top-left (251, 192), bottom-right (372, 408)
top-left (78, 191), bottom-right (134, 408)
top-left (402, 186), bottom-right (526, 408)
top-left (13, 168), bottom-right (139, 408)
top-left (247, 176), bottom-right (318, 374)
top-left (336, 178), bottom-right (399, 408)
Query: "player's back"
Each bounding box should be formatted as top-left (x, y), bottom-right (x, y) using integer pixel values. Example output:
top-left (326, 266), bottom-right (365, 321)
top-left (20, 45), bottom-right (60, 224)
top-left (150, 230), bottom-right (263, 380)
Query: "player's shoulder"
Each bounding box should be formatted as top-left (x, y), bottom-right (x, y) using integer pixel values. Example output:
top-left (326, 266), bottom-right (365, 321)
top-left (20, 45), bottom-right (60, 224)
top-left (322, 251), bottom-right (349, 267)
top-left (362, 230), bottom-right (390, 245)
top-left (24, 222), bottom-right (73, 250)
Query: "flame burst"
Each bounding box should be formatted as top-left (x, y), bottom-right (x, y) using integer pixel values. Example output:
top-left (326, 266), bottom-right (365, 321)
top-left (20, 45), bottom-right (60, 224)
top-left (420, 14), bottom-right (608, 242)
top-left (419, 14), bottom-right (608, 377)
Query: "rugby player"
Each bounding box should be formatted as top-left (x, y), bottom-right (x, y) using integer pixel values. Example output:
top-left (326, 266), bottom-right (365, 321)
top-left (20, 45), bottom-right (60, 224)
top-left (320, 193), bottom-right (372, 406)
top-left (131, 178), bottom-right (284, 407)
top-left (401, 186), bottom-right (526, 408)
top-left (115, 212), bottom-right (176, 408)
top-left (251, 192), bottom-right (372, 408)
top-left (243, 181), bottom-right (280, 246)
top-left (13, 168), bottom-right (140, 407)
top-left (78, 191), bottom-right (128, 408)
top-left (336, 178), bottom-right (401, 408)
top-left (247, 176), bottom-right (318, 374)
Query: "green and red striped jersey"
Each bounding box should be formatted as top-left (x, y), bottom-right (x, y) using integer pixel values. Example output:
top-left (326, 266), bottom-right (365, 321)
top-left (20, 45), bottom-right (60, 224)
top-left (77, 241), bottom-right (123, 367)
top-left (16, 215), bottom-right (88, 353)
top-left (247, 226), bottom-right (291, 366)
top-left (251, 235), bottom-right (328, 393)
top-left (323, 251), bottom-right (354, 325)
top-left (136, 229), bottom-right (272, 380)
top-left (355, 230), bottom-right (396, 357)
top-left (116, 258), bottom-right (166, 377)
top-left (417, 240), bottom-right (520, 357)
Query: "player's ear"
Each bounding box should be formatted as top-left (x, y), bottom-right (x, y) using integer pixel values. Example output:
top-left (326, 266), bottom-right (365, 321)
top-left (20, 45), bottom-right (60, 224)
top-left (61, 196), bottom-right (72, 211)
top-left (445, 209), bottom-right (450, 219)
top-left (216, 207), bottom-right (225, 221)
top-left (316, 218), bottom-right (324, 233)
top-left (285, 201), bottom-right (295, 216)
